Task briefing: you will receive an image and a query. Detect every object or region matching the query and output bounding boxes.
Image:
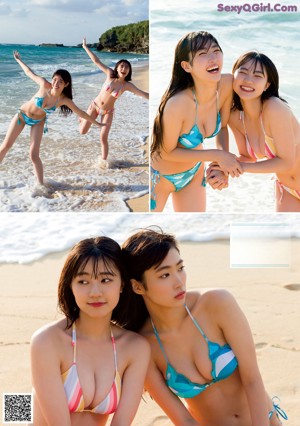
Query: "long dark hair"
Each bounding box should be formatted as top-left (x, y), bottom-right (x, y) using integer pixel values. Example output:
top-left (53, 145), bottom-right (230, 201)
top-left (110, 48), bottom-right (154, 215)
top-left (118, 228), bottom-right (180, 332)
top-left (57, 236), bottom-right (128, 328)
top-left (151, 31), bottom-right (222, 156)
top-left (52, 69), bottom-right (73, 116)
top-left (112, 59), bottom-right (132, 81)
top-left (232, 51), bottom-right (286, 111)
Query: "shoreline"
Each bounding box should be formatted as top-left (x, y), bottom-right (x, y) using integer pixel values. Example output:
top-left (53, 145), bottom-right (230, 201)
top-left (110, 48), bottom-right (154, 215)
top-left (0, 240), bottom-right (298, 425)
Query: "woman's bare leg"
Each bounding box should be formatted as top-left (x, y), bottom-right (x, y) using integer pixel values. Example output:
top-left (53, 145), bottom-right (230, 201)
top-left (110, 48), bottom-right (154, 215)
top-left (0, 114), bottom-right (25, 162)
top-left (172, 165), bottom-right (206, 212)
top-left (79, 102), bottom-right (98, 135)
top-left (29, 121), bottom-right (45, 185)
top-left (99, 113), bottom-right (113, 160)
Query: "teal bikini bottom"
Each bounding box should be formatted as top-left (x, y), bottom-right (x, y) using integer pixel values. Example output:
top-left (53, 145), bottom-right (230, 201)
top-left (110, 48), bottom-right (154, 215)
top-left (150, 162), bottom-right (205, 210)
top-left (18, 110), bottom-right (47, 133)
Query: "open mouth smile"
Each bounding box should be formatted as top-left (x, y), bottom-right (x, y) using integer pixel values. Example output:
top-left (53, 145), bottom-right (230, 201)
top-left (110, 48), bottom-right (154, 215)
top-left (207, 65), bottom-right (219, 74)
top-left (240, 85), bottom-right (255, 92)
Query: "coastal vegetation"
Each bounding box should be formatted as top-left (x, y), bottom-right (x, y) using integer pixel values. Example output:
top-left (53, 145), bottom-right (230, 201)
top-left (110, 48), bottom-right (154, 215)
top-left (98, 21), bottom-right (149, 53)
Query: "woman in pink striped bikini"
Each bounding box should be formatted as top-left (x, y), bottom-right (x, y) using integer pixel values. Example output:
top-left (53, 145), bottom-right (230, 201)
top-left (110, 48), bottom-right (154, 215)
top-left (31, 236), bottom-right (149, 426)
top-left (80, 38), bottom-right (149, 168)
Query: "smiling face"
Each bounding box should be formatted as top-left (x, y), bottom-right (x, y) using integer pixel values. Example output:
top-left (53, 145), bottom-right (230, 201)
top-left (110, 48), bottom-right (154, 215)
top-left (181, 42), bottom-right (223, 82)
top-left (233, 59), bottom-right (270, 100)
top-left (117, 61), bottom-right (130, 78)
top-left (71, 258), bottom-right (122, 319)
top-left (136, 247), bottom-right (187, 308)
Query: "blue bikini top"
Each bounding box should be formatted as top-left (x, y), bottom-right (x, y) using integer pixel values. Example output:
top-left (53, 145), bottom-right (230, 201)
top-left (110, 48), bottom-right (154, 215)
top-left (34, 94), bottom-right (58, 115)
top-left (178, 90), bottom-right (222, 149)
top-left (151, 304), bottom-right (238, 398)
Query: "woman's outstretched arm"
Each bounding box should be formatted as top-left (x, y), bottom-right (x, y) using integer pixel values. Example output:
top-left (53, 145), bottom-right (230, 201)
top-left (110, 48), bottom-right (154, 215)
top-left (13, 51), bottom-right (50, 88)
top-left (60, 98), bottom-right (105, 127)
top-left (82, 38), bottom-right (112, 76)
top-left (126, 82), bottom-right (149, 100)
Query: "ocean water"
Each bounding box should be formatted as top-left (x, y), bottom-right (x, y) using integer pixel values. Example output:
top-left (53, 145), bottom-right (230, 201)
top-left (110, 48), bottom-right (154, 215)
top-left (150, 0), bottom-right (300, 212)
top-left (0, 44), bottom-right (149, 212)
top-left (0, 212), bottom-right (299, 264)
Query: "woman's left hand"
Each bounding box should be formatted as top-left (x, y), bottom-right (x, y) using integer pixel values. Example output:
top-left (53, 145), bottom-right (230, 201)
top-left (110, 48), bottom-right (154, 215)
top-left (206, 166), bottom-right (229, 190)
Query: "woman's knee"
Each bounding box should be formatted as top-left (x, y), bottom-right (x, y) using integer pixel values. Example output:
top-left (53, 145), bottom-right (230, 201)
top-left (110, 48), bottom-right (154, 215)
top-left (29, 150), bottom-right (41, 163)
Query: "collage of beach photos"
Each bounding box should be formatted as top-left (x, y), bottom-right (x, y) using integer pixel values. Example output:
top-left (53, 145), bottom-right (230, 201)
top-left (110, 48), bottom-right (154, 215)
top-left (0, 0), bottom-right (299, 425)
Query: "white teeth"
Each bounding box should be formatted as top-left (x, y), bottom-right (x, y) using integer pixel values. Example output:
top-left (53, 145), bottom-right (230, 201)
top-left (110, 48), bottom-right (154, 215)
top-left (207, 66), bottom-right (218, 72)
top-left (241, 86), bottom-right (254, 92)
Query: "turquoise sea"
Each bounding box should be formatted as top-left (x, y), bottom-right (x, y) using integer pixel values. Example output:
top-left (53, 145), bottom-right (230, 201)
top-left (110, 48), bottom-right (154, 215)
top-left (0, 44), bottom-right (149, 211)
top-left (150, 0), bottom-right (300, 212)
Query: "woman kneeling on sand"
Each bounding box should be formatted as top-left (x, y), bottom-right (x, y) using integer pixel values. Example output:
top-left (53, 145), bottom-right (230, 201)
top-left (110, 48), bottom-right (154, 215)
top-left (30, 236), bottom-right (150, 426)
top-left (119, 228), bottom-right (287, 426)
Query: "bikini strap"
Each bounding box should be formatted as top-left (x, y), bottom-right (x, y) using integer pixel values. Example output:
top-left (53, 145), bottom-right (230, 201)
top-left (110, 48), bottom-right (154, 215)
top-left (192, 89), bottom-right (198, 125)
top-left (184, 304), bottom-right (209, 342)
top-left (216, 90), bottom-right (220, 112)
top-left (151, 319), bottom-right (169, 364)
top-left (110, 327), bottom-right (118, 371)
top-left (72, 323), bottom-right (77, 363)
top-left (260, 111), bottom-right (267, 136)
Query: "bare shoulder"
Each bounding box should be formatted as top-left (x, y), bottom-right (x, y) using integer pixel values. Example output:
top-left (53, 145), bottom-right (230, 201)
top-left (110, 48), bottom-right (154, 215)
top-left (31, 318), bottom-right (68, 348)
top-left (185, 290), bottom-right (202, 308)
top-left (194, 288), bottom-right (235, 312)
top-left (263, 97), bottom-right (291, 116)
top-left (164, 89), bottom-right (193, 115)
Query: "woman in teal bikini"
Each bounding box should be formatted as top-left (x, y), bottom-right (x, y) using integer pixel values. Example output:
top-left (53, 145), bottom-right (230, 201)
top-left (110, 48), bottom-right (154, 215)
top-left (120, 228), bottom-right (287, 426)
top-left (31, 236), bottom-right (150, 426)
top-left (80, 38), bottom-right (149, 168)
top-left (150, 31), bottom-right (243, 212)
top-left (0, 51), bottom-right (103, 187)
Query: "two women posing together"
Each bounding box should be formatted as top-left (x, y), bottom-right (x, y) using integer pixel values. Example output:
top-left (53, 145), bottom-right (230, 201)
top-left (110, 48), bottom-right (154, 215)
top-left (150, 31), bottom-right (300, 212)
top-left (31, 230), bottom-right (287, 426)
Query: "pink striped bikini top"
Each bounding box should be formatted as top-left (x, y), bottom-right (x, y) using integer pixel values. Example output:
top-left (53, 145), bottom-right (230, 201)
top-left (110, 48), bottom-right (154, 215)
top-left (61, 323), bottom-right (121, 414)
top-left (103, 79), bottom-right (124, 98)
top-left (240, 111), bottom-right (276, 160)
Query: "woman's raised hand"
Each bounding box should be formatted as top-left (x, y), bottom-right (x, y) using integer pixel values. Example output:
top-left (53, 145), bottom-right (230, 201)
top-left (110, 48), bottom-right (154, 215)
top-left (13, 51), bottom-right (21, 61)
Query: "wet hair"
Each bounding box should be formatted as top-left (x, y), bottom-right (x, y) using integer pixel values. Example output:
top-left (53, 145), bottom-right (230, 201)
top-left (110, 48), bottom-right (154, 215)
top-left (232, 51), bottom-right (286, 111)
top-left (112, 59), bottom-right (132, 81)
top-left (57, 236), bottom-right (128, 328)
top-left (52, 69), bottom-right (73, 116)
top-left (151, 31), bottom-right (222, 155)
top-left (117, 228), bottom-right (180, 332)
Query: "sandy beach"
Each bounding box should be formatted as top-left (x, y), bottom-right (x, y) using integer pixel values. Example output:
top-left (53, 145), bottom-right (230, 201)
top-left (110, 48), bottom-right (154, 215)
top-left (0, 239), bottom-right (298, 425)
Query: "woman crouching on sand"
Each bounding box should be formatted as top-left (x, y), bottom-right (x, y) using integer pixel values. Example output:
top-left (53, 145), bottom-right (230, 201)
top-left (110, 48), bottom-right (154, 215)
top-left (119, 228), bottom-right (287, 426)
top-left (30, 236), bottom-right (150, 426)
top-left (0, 51), bottom-right (104, 187)
top-left (80, 38), bottom-right (149, 168)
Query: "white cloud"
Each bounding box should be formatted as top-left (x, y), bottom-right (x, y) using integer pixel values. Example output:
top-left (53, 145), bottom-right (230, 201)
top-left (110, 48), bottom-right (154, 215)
top-left (0, 2), bottom-right (11, 14)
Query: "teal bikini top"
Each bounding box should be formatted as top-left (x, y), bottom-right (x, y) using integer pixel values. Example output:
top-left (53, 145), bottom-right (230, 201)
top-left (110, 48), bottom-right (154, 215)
top-left (151, 304), bottom-right (238, 398)
top-left (178, 90), bottom-right (222, 149)
top-left (34, 95), bottom-right (58, 115)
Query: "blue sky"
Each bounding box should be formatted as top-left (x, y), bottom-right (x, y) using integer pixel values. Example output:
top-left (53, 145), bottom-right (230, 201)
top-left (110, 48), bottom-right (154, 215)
top-left (0, 0), bottom-right (148, 45)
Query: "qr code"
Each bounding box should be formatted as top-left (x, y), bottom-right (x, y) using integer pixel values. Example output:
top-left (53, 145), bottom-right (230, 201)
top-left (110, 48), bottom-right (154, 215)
top-left (3, 393), bottom-right (33, 424)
